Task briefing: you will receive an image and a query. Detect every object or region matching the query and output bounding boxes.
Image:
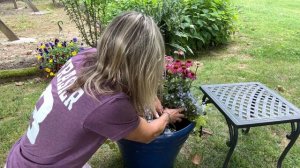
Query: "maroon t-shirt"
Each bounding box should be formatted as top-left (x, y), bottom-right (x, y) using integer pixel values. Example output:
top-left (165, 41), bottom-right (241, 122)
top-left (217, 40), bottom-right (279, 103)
top-left (6, 48), bottom-right (140, 168)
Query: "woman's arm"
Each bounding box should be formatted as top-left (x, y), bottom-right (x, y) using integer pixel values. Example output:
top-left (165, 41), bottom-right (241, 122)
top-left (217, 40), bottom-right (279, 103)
top-left (124, 108), bottom-right (184, 144)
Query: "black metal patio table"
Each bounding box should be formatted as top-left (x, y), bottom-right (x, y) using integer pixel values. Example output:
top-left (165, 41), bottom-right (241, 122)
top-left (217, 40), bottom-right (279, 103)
top-left (200, 82), bottom-right (300, 168)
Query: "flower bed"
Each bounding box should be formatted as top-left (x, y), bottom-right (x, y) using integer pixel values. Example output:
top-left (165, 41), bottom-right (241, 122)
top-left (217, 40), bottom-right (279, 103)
top-left (36, 38), bottom-right (83, 77)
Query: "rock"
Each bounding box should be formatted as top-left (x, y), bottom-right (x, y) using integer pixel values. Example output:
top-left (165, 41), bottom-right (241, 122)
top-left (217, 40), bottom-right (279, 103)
top-left (238, 63), bottom-right (247, 69)
top-left (26, 50), bottom-right (33, 55)
top-left (202, 128), bottom-right (213, 135)
top-left (192, 154), bottom-right (202, 165)
top-left (34, 77), bottom-right (42, 83)
top-left (18, 58), bottom-right (26, 64)
top-left (277, 85), bottom-right (285, 92)
top-left (15, 82), bottom-right (24, 86)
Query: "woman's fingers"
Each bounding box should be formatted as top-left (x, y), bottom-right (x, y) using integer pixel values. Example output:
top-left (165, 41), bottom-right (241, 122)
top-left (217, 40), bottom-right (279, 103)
top-left (177, 113), bottom-right (184, 118)
top-left (175, 118), bottom-right (182, 122)
top-left (164, 108), bottom-right (185, 123)
top-left (173, 113), bottom-right (184, 123)
top-left (153, 111), bottom-right (159, 119)
top-left (165, 108), bottom-right (184, 113)
top-left (154, 97), bottom-right (163, 114)
top-left (175, 108), bottom-right (184, 113)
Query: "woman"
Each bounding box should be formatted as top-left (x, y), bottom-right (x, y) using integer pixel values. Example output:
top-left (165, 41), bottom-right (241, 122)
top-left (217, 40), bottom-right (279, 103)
top-left (5, 12), bottom-right (184, 168)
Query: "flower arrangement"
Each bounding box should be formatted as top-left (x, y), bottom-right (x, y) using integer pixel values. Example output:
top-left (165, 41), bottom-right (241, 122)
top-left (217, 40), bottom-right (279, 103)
top-left (36, 38), bottom-right (83, 77)
top-left (162, 50), bottom-right (204, 126)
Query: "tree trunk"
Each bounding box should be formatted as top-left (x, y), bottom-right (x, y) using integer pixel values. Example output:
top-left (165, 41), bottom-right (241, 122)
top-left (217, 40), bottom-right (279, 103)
top-left (12, 0), bottom-right (18, 9)
top-left (24, 0), bottom-right (39, 12)
top-left (0, 19), bottom-right (19, 41)
top-left (52, 0), bottom-right (63, 7)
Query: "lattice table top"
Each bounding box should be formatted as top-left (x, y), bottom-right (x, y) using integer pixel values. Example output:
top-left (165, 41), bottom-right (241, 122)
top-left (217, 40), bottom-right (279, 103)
top-left (200, 82), bottom-right (300, 127)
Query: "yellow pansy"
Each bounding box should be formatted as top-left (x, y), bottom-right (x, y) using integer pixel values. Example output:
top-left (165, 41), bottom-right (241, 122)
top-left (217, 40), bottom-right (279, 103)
top-left (36, 55), bottom-right (42, 60)
top-left (72, 51), bottom-right (77, 56)
top-left (50, 72), bottom-right (55, 77)
top-left (40, 44), bottom-right (46, 49)
top-left (49, 59), bottom-right (53, 63)
top-left (69, 42), bottom-right (74, 46)
top-left (44, 68), bottom-right (51, 73)
top-left (57, 43), bottom-right (62, 48)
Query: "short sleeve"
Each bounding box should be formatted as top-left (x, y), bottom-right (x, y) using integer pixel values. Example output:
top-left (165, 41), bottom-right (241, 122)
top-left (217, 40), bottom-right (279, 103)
top-left (83, 95), bottom-right (140, 141)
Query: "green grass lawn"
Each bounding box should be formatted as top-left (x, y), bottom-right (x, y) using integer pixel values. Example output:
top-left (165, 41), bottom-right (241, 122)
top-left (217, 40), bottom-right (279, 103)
top-left (1, 0), bottom-right (300, 167)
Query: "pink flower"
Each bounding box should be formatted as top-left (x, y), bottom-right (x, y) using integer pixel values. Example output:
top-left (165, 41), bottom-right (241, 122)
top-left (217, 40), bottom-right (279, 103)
top-left (165, 56), bottom-right (174, 62)
top-left (166, 64), bottom-right (173, 71)
top-left (171, 65), bottom-right (179, 73)
top-left (180, 66), bottom-right (187, 74)
top-left (164, 51), bottom-right (197, 81)
top-left (174, 49), bottom-right (184, 56)
top-left (177, 67), bottom-right (183, 73)
top-left (174, 60), bottom-right (181, 66)
top-left (185, 60), bottom-right (193, 67)
top-left (187, 72), bottom-right (196, 80)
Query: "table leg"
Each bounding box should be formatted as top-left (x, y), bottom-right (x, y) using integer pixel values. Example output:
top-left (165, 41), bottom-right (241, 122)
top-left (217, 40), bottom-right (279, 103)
top-left (286, 122), bottom-right (295, 139)
top-left (223, 119), bottom-right (238, 168)
top-left (277, 122), bottom-right (300, 168)
top-left (199, 95), bottom-right (208, 137)
top-left (201, 95), bottom-right (210, 115)
top-left (202, 95), bottom-right (207, 103)
top-left (242, 127), bottom-right (250, 134)
top-left (201, 94), bottom-right (212, 105)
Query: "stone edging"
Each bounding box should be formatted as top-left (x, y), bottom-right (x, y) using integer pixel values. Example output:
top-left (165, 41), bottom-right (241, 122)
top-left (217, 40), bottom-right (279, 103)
top-left (0, 67), bottom-right (41, 84)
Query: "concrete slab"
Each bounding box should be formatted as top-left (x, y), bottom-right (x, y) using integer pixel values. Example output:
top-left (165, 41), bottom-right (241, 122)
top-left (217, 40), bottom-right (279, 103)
top-left (15, 7), bottom-right (25, 10)
top-left (31, 11), bottom-right (50, 15)
top-left (1, 38), bottom-right (36, 45)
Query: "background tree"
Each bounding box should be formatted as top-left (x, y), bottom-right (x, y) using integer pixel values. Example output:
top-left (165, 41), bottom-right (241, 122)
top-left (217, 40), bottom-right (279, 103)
top-left (52, 0), bottom-right (63, 8)
top-left (24, 0), bottom-right (39, 12)
top-left (61, 0), bottom-right (108, 47)
top-left (12, 0), bottom-right (18, 9)
top-left (0, 19), bottom-right (19, 41)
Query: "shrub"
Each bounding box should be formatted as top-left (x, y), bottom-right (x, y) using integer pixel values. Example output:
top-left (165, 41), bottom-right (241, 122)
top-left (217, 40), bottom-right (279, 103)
top-left (36, 38), bottom-right (83, 77)
top-left (60, 0), bottom-right (120, 47)
top-left (178, 0), bottom-right (238, 52)
top-left (121, 0), bottom-right (237, 54)
top-left (61, 0), bottom-right (237, 55)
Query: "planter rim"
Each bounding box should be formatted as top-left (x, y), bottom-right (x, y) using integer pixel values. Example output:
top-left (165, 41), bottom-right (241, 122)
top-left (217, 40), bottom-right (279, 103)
top-left (156, 121), bottom-right (195, 140)
top-left (119, 120), bottom-right (195, 144)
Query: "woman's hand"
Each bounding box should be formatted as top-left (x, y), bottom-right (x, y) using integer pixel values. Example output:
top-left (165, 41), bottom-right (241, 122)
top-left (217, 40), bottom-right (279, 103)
top-left (153, 97), bottom-right (163, 118)
top-left (163, 108), bottom-right (184, 123)
top-left (125, 108), bottom-right (185, 144)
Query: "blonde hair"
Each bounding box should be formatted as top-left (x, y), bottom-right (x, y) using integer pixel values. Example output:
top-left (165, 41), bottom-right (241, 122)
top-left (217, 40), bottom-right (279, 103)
top-left (69, 12), bottom-right (165, 116)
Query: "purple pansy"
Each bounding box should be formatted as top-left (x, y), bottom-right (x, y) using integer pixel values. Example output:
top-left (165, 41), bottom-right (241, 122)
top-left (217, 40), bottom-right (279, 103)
top-left (73, 37), bottom-right (78, 42)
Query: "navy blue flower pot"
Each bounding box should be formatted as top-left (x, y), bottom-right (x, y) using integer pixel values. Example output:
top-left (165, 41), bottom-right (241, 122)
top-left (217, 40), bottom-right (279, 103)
top-left (117, 118), bottom-right (195, 168)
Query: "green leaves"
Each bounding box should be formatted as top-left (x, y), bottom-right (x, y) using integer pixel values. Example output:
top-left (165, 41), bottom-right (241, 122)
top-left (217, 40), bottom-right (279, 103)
top-left (146, 0), bottom-right (237, 55)
top-left (169, 43), bottom-right (187, 53)
top-left (61, 0), bottom-right (237, 54)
